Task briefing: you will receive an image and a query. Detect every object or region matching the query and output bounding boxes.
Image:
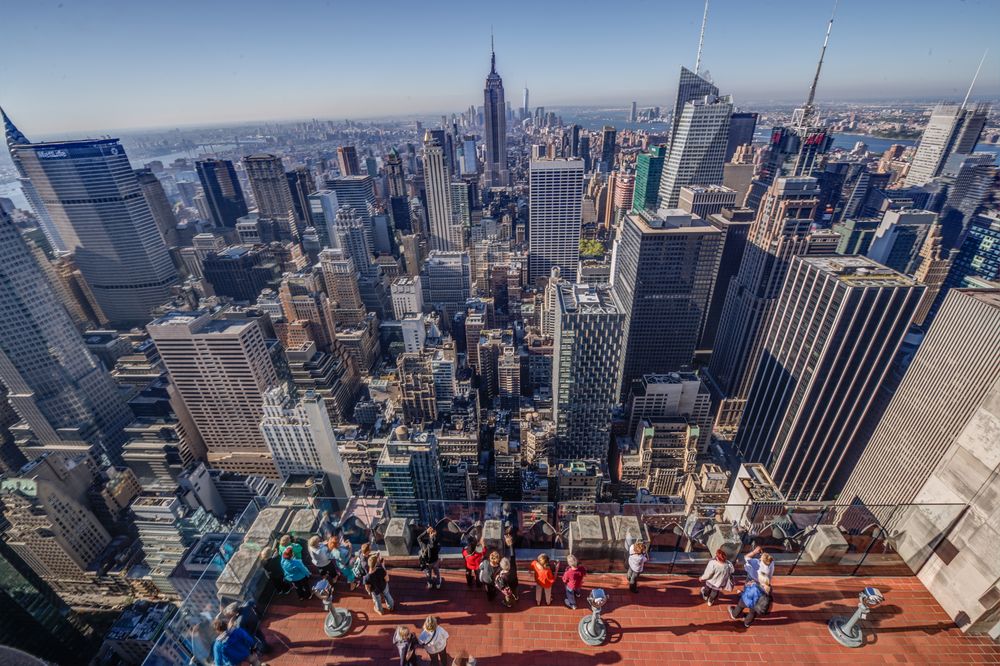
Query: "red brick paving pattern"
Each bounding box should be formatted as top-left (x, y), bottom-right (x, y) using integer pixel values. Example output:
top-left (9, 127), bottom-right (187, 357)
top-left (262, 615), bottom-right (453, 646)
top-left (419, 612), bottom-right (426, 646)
top-left (260, 569), bottom-right (1000, 665)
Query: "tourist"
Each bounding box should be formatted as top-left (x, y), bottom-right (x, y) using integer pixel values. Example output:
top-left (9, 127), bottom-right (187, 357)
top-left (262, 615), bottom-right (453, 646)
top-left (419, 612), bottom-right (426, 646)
top-left (364, 554), bottom-right (395, 615)
top-left (418, 526), bottom-right (443, 589)
top-left (259, 547), bottom-right (291, 595)
top-left (280, 546), bottom-right (312, 600)
top-left (462, 537), bottom-right (484, 588)
top-left (501, 530), bottom-right (519, 593)
top-left (479, 550), bottom-right (501, 602)
top-left (561, 554), bottom-right (587, 610)
top-left (393, 625), bottom-right (419, 666)
top-left (328, 535), bottom-right (357, 589)
top-left (744, 546), bottom-right (775, 584)
top-left (212, 617), bottom-right (265, 666)
top-left (353, 542), bottom-right (373, 582)
top-left (530, 553), bottom-right (556, 606)
top-left (222, 600), bottom-right (268, 652)
top-left (626, 538), bottom-right (648, 593)
top-left (495, 557), bottom-right (517, 608)
top-left (699, 549), bottom-right (735, 606)
top-left (307, 535), bottom-right (337, 586)
top-left (278, 534), bottom-right (303, 561)
top-left (729, 572), bottom-right (773, 627)
top-left (418, 616), bottom-right (450, 666)
top-left (452, 650), bottom-right (477, 666)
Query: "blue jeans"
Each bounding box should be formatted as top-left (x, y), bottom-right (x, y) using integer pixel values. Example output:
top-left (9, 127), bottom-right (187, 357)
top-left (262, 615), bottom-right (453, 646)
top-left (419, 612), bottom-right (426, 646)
top-left (372, 585), bottom-right (394, 612)
top-left (565, 585), bottom-right (577, 608)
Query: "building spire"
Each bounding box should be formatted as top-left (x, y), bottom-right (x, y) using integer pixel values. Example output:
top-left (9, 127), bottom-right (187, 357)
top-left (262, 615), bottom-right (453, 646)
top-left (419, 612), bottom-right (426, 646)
top-left (490, 27), bottom-right (496, 74)
top-left (802, 0), bottom-right (838, 126)
top-left (961, 49), bottom-right (989, 109)
top-left (694, 0), bottom-right (709, 75)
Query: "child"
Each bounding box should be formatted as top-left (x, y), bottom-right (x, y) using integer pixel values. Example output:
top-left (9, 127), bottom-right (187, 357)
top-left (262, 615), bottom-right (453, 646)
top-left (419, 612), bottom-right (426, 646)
top-left (530, 553), bottom-right (556, 606)
top-left (561, 554), bottom-right (587, 609)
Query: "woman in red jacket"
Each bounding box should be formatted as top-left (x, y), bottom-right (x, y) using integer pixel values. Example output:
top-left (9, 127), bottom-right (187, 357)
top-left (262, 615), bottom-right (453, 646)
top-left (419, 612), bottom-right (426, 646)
top-left (462, 537), bottom-right (484, 588)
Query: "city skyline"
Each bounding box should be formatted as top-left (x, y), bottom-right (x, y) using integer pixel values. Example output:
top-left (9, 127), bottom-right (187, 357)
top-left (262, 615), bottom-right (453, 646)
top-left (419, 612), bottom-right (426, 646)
top-left (1, 0), bottom-right (998, 135)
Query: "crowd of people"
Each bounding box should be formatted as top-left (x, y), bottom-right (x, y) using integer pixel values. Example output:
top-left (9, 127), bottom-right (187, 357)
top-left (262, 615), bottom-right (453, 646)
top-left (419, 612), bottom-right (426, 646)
top-left (219, 526), bottom-right (777, 665)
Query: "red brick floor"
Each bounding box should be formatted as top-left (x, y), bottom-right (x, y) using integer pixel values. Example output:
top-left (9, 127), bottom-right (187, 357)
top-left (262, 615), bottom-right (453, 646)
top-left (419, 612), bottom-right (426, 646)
top-left (260, 569), bottom-right (1000, 665)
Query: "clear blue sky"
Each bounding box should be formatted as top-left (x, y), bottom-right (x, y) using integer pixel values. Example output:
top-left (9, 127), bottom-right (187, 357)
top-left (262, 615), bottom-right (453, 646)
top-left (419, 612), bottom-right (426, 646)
top-left (1, 0), bottom-right (998, 134)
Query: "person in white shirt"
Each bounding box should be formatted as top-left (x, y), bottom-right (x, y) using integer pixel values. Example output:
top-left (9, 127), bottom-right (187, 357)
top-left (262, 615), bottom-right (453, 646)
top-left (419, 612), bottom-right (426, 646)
top-left (699, 549), bottom-right (735, 606)
top-left (744, 546), bottom-right (775, 583)
top-left (307, 535), bottom-right (336, 585)
top-left (624, 534), bottom-right (649, 593)
top-left (418, 615), bottom-right (450, 666)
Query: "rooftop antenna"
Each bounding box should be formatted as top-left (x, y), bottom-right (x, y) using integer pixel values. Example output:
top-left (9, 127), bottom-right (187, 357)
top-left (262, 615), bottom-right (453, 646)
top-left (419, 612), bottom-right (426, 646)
top-left (961, 49), bottom-right (989, 109)
top-left (490, 26), bottom-right (496, 73)
top-left (802, 0), bottom-right (839, 126)
top-left (694, 0), bottom-right (709, 75)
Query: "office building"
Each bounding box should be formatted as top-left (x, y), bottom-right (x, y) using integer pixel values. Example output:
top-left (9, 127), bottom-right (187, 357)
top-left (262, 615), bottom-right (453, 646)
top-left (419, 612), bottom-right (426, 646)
top-left (327, 175), bottom-right (377, 228)
top-left (621, 418), bottom-right (699, 497)
top-left (196, 159), bottom-right (249, 228)
top-left (385, 148), bottom-right (406, 197)
top-left (12, 136), bottom-right (177, 324)
top-left (599, 126), bottom-right (617, 171)
top-left (421, 251), bottom-right (472, 320)
top-left (735, 256), bottom-right (924, 501)
top-left (631, 145), bottom-right (666, 213)
top-left (331, 206), bottom-right (376, 277)
top-left (2, 107), bottom-right (64, 251)
top-left (423, 131), bottom-right (463, 252)
top-left (319, 248), bottom-right (366, 325)
top-left (552, 283), bottom-right (625, 461)
top-left (867, 209), bottom-right (937, 274)
top-left (391, 276), bottom-right (424, 319)
top-left (842, 287), bottom-right (1000, 505)
top-left (147, 311), bottom-right (280, 477)
top-left (670, 67), bottom-right (719, 148)
top-left (707, 177), bottom-right (837, 431)
top-left (260, 384), bottom-right (352, 497)
top-left (611, 210), bottom-right (722, 388)
top-left (337, 145), bottom-right (360, 176)
top-left (483, 45), bottom-right (509, 187)
top-left (376, 428), bottom-right (442, 521)
top-left (202, 245), bottom-right (282, 302)
top-left (625, 372), bottom-right (713, 453)
top-left (905, 102), bottom-right (990, 187)
top-left (528, 158), bottom-right (584, 283)
top-left (307, 189), bottom-right (339, 248)
top-left (286, 166), bottom-right (315, 229)
top-left (285, 340), bottom-right (360, 426)
top-left (832, 217), bottom-right (881, 255)
top-left (460, 134), bottom-right (478, 175)
top-left (134, 168), bottom-right (178, 247)
top-left (725, 111), bottom-right (758, 162)
top-left (0, 210), bottom-right (130, 455)
top-left (244, 154), bottom-right (297, 239)
top-left (678, 184), bottom-right (737, 220)
top-left (657, 94), bottom-right (732, 210)
top-left (700, 207), bottom-right (754, 350)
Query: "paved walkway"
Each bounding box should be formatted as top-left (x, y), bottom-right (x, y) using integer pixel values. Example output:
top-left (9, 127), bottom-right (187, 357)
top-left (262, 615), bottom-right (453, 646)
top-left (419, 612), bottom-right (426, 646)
top-left (260, 568), bottom-right (1000, 664)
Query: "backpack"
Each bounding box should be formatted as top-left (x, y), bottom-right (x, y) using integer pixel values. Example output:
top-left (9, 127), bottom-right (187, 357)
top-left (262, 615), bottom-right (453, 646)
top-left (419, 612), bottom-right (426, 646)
top-left (753, 587), bottom-right (773, 616)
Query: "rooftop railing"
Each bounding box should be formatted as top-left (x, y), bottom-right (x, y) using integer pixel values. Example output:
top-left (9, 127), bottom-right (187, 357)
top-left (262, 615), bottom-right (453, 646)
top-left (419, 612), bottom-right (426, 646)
top-left (142, 495), bottom-right (967, 664)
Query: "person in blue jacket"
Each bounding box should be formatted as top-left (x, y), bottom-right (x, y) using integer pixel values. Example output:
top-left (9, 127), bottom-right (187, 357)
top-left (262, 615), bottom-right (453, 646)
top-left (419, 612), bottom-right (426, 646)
top-left (212, 617), bottom-right (265, 665)
top-left (280, 545), bottom-right (312, 600)
top-left (728, 572), bottom-right (772, 627)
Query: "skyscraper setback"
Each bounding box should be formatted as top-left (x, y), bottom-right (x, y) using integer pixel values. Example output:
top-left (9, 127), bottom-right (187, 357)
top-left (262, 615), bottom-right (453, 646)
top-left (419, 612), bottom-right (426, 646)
top-left (483, 43), bottom-right (509, 187)
top-left (10, 132), bottom-right (177, 325)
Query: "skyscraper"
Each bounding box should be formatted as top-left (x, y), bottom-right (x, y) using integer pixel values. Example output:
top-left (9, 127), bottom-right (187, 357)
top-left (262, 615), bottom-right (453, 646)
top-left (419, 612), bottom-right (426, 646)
top-left (725, 111), bottom-right (759, 162)
top-left (656, 94), bottom-right (732, 210)
top-left (260, 384), bottom-right (352, 497)
top-left (841, 287), bottom-right (999, 505)
top-left (134, 168), bottom-right (178, 247)
top-left (522, 86), bottom-right (530, 120)
top-left (244, 154), bottom-right (298, 239)
top-left (670, 67), bottom-right (719, 149)
top-left (12, 136), bottom-right (177, 324)
top-left (552, 282), bottom-right (625, 462)
top-left (631, 145), bottom-right (666, 213)
top-left (0, 210), bottom-right (131, 455)
top-left (307, 189), bottom-right (339, 248)
top-left (195, 158), bottom-right (248, 228)
top-left (337, 145), bottom-right (361, 177)
top-left (423, 131), bottom-right (463, 252)
top-left (385, 148), bottom-right (406, 197)
top-left (326, 175), bottom-right (377, 228)
top-left (2, 107), bottom-right (63, 252)
top-left (599, 126), bottom-right (617, 172)
top-left (706, 177), bottom-right (838, 431)
top-left (699, 207), bottom-right (755, 350)
top-left (735, 256), bottom-right (923, 501)
top-left (286, 166), bottom-right (315, 229)
top-left (528, 158), bottom-right (584, 283)
top-left (483, 43), bottom-right (509, 187)
top-left (904, 102), bottom-right (990, 187)
top-left (147, 311), bottom-right (280, 477)
top-left (610, 210), bottom-right (723, 390)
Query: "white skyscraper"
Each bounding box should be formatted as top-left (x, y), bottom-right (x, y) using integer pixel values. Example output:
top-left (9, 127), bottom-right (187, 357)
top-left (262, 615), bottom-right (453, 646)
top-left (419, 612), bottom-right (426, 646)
top-left (905, 102), bottom-right (990, 187)
top-left (657, 94), bottom-right (733, 211)
top-left (260, 384), bottom-right (352, 498)
top-left (424, 131), bottom-right (463, 252)
top-left (529, 158), bottom-right (584, 283)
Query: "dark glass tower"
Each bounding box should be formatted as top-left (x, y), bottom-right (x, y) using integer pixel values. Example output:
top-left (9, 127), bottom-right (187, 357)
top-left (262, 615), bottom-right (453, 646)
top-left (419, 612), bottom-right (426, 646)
top-left (195, 158), bottom-right (248, 228)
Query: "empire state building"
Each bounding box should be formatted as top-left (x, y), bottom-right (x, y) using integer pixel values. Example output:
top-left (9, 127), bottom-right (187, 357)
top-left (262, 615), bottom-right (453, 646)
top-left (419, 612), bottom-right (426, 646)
top-left (483, 44), bottom-right (509, 187)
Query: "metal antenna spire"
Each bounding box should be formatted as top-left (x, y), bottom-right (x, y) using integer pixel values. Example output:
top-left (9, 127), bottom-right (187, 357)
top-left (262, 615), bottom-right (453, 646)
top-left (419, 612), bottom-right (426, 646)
top-left (962, 49), bottom-right (989, 109)
top-left (490, 26), bottom-right (496, 73)
top-left (694, 0), bottom-right (709, 74)
top-left (802, 0), bottom-right (839, 125)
